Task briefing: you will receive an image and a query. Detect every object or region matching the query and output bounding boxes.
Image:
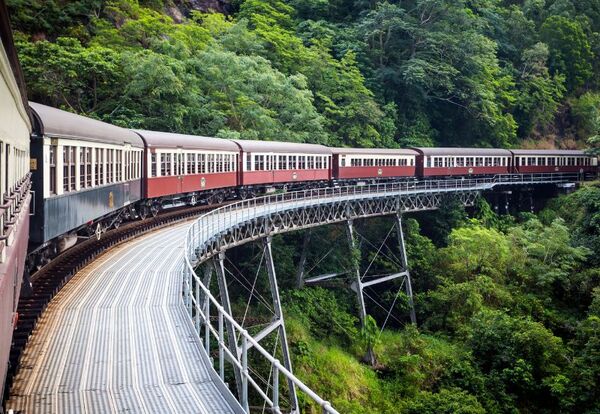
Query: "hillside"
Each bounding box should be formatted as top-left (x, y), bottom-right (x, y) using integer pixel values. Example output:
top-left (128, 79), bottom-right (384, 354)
top-left (7, 0), bottom-right (600, 149)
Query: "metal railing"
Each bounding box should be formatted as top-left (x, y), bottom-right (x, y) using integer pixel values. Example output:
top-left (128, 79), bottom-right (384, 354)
top-left (181, 172), bottom-right (582, 413)
top-left (0, 173), bottom-right (32, 255)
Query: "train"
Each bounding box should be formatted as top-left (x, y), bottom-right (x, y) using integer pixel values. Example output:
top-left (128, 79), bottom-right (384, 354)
top-left (26, 101), bottom-right (598, 270)
top-left (1, 1), bottom-right (599, 402)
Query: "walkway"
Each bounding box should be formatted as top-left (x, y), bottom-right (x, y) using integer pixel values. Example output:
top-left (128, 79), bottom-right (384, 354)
top-left (7, 224), bottom-right (240, 413)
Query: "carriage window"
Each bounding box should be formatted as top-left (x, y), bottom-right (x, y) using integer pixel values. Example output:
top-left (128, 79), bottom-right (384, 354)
top-left (166, 153), bottom-right (173, 175)
top-left (538, 157), bottom-right (545, 166)
top-left (132, 151), bottom-right (136, 179)
top-left (151, 153), bottom-right (157, 177)
top-left (80, 147), bottom-right (86, 188)
top-left (200, 154), bottom-right (206, 173)
top-left (548, 157), bottom-right (555, 166)
top-left (160, 153), bottom-right (168, 176)
top-left (187, 154), bottom-right (193, 174)
top-left (434, 157), bottom-right (442, 167)
top-left (85, 148), bottom-right (92, 186)
top-left (106, 149), bottom-right (112, 183)
top-left (255, 155), bottom-right (263, 171)
top-left (63, 146), bottom-right (71, 192)
top-left (48, 145), bottom-right (56, 194)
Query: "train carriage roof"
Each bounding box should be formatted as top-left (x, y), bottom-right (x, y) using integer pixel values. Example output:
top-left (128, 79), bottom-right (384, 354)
top-left (413, 147), bottom-right (512, 156)
top-left (30, 102), bottom-right (144, 147)
top-left (135, 130), bottom-right (239, 151)
top-left (231, 139), bottom-right (332, 155)
top-left (332, 147), bottom-right (418, 156)
top-left (510, 149), bottom-right (588, 156)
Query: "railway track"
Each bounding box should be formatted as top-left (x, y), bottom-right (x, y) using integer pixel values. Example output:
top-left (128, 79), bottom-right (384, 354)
top-left (3, 203), bottom-right (229, 405)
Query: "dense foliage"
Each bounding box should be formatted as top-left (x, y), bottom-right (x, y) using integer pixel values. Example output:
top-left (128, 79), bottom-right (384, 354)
top-left (8, 0), bottom-right (600, 149)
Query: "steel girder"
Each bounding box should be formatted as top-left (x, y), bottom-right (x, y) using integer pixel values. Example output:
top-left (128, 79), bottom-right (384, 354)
top-left (193, 190), bottom-right (479, 266)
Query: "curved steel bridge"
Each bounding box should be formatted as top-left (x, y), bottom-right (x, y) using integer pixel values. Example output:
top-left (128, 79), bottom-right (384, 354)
top-left (181, 173), bottom-right (580, 414)
top-left (6, 173), bottom-right (582, 414)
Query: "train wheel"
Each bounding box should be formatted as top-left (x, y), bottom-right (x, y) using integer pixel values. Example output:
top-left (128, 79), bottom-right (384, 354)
top-left (215, 192), bottom-right (225, 204)
top-left (95, 223), bottom-right (102, 241)
top-left (139, 205), bottom-right (148, 220)
top-left (150, 204), bottom-right (159, 217)
top-left (238, 189), bottom-right (248, 200)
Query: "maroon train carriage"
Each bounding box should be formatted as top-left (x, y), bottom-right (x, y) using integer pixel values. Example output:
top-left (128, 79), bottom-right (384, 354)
top-left (413, 147), bottom-right (513, 177)
top-left (510, 149), bottom-right (598, 174)
top-left (232, 140), bottom-right (332, 194)
top-left (135, 130), bottom-right (240, 206)
top-left (332, 147), bottom-right (418, 182)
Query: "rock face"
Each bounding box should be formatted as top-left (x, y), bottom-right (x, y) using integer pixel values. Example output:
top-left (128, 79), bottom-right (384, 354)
top-left (172, 0), bottom-right (233, 16)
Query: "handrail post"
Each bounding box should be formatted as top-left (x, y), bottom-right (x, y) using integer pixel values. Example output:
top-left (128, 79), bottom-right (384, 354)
top-left (204, 295), bottom-right (210, 354)
top-left (241, 334), bottom-right (249, 412)
top-left (219, 307), bottom-right (225, 380)
top-left (272, 361), bottom-right (280, 413)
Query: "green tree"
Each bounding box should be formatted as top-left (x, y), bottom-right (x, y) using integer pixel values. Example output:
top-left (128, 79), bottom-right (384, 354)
top-left (540, 15), bottom-right (593, 91)
top-left (467, 309), bottom-right (567, 412)
top-left (515, 42), bottom-right (566, 137)
top-left (15, 35), bottom-right (122, 113)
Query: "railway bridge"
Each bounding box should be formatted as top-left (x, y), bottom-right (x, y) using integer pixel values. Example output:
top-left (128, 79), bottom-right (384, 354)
top-left (6, 173), bottom-right (583, 413)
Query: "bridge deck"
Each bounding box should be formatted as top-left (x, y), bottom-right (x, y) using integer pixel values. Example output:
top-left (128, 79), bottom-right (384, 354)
top-left (7, 224), bottom-right (240, 413)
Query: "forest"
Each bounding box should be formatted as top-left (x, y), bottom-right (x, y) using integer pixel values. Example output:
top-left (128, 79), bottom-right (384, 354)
top-left (7, 0), bottom-right (600, 412)
top-left (7, 0), bottom-right (600, 150)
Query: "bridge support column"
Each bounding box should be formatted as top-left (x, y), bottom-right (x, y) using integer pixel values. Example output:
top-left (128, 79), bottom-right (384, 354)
top-left (263, 236), bottom-right (299, 413)
top-left (213, 251), bottom-right (244, 405)
top-left (295, 230), bottom-right (311, 288)
top-left (396, 213), bottom-right (417, 325)
top-left (345, 220), bottom-right (376, 366)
